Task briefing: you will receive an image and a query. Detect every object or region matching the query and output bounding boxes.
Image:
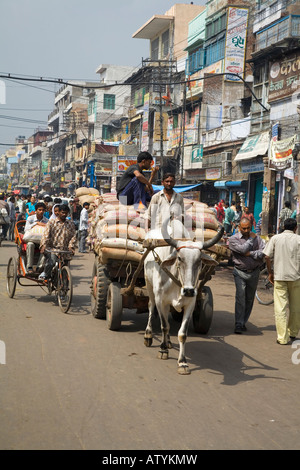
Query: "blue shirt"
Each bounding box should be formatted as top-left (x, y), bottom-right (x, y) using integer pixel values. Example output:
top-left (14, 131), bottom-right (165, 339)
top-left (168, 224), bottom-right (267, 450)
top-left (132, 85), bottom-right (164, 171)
top-left (26, 202), bottom-right (36, 220)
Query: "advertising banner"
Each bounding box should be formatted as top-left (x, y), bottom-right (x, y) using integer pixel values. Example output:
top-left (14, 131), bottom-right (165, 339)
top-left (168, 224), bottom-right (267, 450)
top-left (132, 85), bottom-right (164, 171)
top-left (117, 156), bottom-right (156, 172)
top-left (224, 7), bottom-right (249, 81)
top-left (141, 93), bottom-right (150, 151)
top-left (268, 135), bottom-right (296, 171)
top-left (268, 53), bottom-right (300, 102)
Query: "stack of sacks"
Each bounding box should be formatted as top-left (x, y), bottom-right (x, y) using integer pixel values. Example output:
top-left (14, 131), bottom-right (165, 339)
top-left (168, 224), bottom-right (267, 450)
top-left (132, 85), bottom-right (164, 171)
top-left (91, 193), bottom-right (146, 263)
top-left (183, 198), bottom-right (220, 243)
top-left (75, 187), bottom-right (102, 212)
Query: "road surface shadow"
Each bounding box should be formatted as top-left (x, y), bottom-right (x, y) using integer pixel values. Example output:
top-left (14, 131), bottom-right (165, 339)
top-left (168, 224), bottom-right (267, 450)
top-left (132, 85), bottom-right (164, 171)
top-left (113, 308), bottom-right (282, 386)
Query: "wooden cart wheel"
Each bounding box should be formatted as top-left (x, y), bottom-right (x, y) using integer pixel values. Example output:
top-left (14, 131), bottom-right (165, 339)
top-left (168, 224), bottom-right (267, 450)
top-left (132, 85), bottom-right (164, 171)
top-left (7, 257), bottom-right (18, 298)
top-left (106, 282), bottom-right (122, 330)
top-left (91, 257), bottom-right (111, 319)
top-left (193, 286), bottom-right (213, 334)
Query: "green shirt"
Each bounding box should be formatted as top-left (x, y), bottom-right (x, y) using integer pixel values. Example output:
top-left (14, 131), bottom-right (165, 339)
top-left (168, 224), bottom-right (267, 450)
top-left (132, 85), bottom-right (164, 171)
top-left (224, 207), bottom-right (235, 225)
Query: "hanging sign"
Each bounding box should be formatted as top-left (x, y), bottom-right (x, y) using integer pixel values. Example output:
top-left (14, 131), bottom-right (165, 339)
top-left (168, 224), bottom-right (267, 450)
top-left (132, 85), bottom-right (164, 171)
top-left (268, 135), bottom-right (296, 170)
top-left (224, 7), bottom-right (249, 81)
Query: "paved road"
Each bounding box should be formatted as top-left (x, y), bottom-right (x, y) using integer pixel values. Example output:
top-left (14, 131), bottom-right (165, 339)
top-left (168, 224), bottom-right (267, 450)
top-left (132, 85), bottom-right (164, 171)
top-left (0, 240), bottom-right (299, 450)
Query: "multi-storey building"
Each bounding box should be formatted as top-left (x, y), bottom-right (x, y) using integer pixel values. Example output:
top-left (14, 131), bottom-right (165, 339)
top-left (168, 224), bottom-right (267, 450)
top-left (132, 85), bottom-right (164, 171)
top-left (123, 3), bottom-right (205, 181)
top-left (243, 0), bottom-right (300, 234)
top-left (85, 64), bottom-right (135, 191)
top-left (47, 81), bottom-right (97, 194)
top-left (164, 0), bottom-right (254, 205)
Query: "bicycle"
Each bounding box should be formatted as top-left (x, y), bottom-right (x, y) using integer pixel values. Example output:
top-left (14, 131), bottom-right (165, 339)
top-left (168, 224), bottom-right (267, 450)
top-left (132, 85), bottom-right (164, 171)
top-left (255, 265), bottom-right (274, 305)
top-left (45, 249), bottom-right (73, 313)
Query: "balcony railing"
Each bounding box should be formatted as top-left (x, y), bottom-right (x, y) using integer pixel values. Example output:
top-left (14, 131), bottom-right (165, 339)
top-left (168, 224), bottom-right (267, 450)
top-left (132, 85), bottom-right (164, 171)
top-left (254, 15), bottom-right (300, 53)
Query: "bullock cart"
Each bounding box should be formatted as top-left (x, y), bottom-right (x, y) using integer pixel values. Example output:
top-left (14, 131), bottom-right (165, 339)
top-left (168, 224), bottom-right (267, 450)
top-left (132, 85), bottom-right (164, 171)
top-left (90, 233), bottom-right (230, 333)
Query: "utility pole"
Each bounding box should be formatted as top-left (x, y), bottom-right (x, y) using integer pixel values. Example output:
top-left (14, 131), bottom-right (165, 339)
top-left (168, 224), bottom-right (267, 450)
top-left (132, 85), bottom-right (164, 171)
top-left (180, 82), bottom-right (187, 183)
top-left (159, 61), bottom-right (164, 178)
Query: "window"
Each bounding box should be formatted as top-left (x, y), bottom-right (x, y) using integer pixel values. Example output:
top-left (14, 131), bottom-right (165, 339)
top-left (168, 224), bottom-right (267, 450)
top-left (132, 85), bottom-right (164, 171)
top-left (103, 94), bottom-right (115, 110)
top-left (162, 30), bottom-right (169, 58)
top-left (204, 37), bottom-right (225, 66)
top-left (151, 38), bottom-right (159, 60)
top-left (102, 125), bottom-right (112, 140)
top-left (88, 97), bottom-right (97, 115)
top-left (173, 114), bottom-right (178, 129)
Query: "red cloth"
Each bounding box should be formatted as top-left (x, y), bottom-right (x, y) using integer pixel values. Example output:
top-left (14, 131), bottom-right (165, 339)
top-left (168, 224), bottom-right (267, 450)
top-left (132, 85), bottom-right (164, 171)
top-left (216, 202), bottom-right (225, 222)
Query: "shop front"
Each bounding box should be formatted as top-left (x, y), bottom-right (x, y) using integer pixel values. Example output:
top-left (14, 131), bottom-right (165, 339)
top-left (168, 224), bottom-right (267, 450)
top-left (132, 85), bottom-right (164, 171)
top-left (234, 132), bottom-right (269, 224)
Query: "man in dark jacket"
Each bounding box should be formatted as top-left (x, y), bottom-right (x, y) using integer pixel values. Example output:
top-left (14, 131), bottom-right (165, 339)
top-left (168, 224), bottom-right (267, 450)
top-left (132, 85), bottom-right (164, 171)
top-left (229, 217), bottom-right (265, 334)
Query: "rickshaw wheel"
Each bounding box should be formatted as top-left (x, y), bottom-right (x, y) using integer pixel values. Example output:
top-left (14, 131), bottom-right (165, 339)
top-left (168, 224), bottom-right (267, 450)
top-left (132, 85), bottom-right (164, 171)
top-left (7, 257), bottom-right (18, 298)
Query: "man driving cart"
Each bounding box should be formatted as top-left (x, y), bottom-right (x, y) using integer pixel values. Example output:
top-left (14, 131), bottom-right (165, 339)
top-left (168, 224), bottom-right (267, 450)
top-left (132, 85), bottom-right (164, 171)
top-left (38, 204), bottom-right (76, 281)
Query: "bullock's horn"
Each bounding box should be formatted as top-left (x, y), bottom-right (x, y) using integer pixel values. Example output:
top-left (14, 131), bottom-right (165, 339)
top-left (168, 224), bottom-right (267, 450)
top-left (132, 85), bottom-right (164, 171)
top-left (202, 225), bottom-right (225, 249)
top-left (161, 216), bottom-right (178, 248)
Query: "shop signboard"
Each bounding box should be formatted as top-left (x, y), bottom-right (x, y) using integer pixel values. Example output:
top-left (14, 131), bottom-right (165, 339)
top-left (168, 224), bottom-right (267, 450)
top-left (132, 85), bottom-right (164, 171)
top-left (224, 7), bottom-right (249, 81)
top-left (117, 156), bottom-right (156, 172)
top-left (269, 53), bottom-right (300, 102)
top-left (94, 162), bottom-right (111, 176)
top-left (205, 168), bottom-right (221, 180)
top-left (186, 60), bottom-right (224, 98)
top-left (141, 93), bottom-right (150, 151)
top-left (235, 132), bottom-right (269, 161)
top-left (268, 135), bottom-right (296, 171)
top-left (191, 145), bottom-right (203, 164)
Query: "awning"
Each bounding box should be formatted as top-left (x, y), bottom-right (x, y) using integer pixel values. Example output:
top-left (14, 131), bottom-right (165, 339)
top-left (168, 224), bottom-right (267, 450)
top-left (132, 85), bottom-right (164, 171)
top-left (225, 180), bottom-right (247, 188)
top-left (235, 132), bottom-right (269, 161)
top-left (214, 180), bottom-right (227, 188)
top-left (214, 180), bottom-right (247, 189)
top-left (130, 114), bottom-right (142, 123)
top-left (133, 15), bottom-right (174, 39)
top-left (152, 183), bottom-right (201, 193)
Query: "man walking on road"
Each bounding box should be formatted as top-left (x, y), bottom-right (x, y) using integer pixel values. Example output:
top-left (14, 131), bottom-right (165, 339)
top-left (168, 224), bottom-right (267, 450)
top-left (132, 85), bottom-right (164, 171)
top-left (229, 218), bottom-right (265, 334)
top-left (78, 202), bottom-right (89, 253)
top-left (263, 218), bottom-right (300, 345)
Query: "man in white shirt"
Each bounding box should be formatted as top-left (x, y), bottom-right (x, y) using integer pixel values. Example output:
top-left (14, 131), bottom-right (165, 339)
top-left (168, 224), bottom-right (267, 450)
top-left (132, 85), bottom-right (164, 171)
top-left (24, 202), bottom-right (48, 274)
top-left (78, 202), bottom-right (89, 253)
top-left (263, 218), bottom-right (300, 344)
top-left (146, 173), bottom-right (185, 235)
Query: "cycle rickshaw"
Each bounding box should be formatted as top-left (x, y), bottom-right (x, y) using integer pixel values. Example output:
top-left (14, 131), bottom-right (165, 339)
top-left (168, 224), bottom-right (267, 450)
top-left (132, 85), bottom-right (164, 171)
top-left (7, 219), bottom-right (73, 313)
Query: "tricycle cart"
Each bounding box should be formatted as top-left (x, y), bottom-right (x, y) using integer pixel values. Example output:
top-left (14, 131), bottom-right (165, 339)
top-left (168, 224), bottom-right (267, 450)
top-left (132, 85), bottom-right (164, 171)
top-left (6, 220), bottom-right (73, 313)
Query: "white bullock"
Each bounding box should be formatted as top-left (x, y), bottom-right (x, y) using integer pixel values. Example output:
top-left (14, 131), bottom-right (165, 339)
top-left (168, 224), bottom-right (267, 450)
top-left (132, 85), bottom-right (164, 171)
top-left (144, 217), bottom-right (224, 375)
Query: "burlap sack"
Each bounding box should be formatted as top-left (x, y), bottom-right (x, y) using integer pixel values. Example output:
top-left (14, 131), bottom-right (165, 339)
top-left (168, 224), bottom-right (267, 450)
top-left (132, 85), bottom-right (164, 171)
top-left (75, 187), bottom-right (99, 197)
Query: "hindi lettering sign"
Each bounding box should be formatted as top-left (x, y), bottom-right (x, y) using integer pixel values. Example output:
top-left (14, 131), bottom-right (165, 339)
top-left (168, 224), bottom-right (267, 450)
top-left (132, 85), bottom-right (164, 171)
top-left (224, 7), bottom-right (249, 82)
top-left (269, 53), bottom-right (300, 102)
top-left (268, 135), bottom-right (296, 171)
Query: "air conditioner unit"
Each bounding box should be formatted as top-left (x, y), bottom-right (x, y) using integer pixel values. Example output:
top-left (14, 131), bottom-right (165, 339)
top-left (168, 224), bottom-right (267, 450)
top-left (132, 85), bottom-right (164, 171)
top-left (221, 152), bottom-right (232, 162)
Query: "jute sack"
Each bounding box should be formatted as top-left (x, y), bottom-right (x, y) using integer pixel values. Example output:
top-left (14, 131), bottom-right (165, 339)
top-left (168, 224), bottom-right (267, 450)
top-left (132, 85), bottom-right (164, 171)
top-left (101, 193), bottom-right (119, 203)
top-left (75, 187), bottom-right (99, 197)
top-left (100, 238), bottom-right (144, 252)
top-left (102, 210), bottom-right (145, 227)
top-left (79, 195), bottom-right (97, 205)
top-left (186, 208), bottom-right (218, 230)
top-left (102, 224), bottom-right (146, 241)
top-left (191, 228), bottom-right (222, 242)
top-left (99, 247), bottom-right (143, 264)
